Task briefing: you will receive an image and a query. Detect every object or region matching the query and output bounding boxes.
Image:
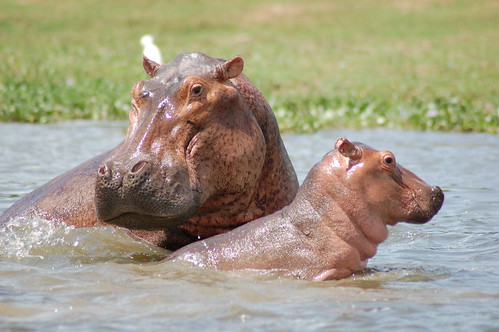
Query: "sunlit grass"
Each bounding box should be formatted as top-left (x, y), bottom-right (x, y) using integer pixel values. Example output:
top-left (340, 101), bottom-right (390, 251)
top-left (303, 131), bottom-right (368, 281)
top-left (0, 0), bottom-right (497, 132)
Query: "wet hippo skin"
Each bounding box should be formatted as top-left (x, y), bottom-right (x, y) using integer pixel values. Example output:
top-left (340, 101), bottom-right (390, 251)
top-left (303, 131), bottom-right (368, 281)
top-left (168, 137), bottom-right (444, 280)
top-left (0, 53), bottom-right (299, 250)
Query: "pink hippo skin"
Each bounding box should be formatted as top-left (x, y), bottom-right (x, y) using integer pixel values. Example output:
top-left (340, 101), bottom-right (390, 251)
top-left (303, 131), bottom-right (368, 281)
top-left (168, 137), bottom-right (444, 280)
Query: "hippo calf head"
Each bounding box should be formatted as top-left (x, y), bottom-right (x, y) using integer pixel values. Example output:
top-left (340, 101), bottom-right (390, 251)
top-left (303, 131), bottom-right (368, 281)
top-left (95, 53), bottom-right (297, 239)
top-left (328, 138), bottom-right (444, 227)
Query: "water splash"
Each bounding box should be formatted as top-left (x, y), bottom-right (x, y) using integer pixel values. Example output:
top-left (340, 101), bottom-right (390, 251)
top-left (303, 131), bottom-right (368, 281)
top-left (0, 216), bottom-right (73, 259)
top-left (0, 216), bottom-right (169, 263)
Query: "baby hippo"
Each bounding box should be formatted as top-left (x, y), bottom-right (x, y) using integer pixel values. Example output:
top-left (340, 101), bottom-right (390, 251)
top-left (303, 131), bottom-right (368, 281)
top-left (167, 138), bottom-right (444, 280)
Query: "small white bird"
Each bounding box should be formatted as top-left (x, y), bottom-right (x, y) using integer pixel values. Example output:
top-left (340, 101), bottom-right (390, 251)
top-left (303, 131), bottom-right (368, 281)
top-left (140, 34), bottom-right (163, 64)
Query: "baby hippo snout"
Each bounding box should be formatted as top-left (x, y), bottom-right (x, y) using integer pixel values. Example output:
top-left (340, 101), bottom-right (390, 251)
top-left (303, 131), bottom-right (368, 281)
top-left (431, 186), bottom-right (445, 213)
top-left (409, 185), bottom-right (444, 224)
top-left (428, 185), bottom-right (445, 218)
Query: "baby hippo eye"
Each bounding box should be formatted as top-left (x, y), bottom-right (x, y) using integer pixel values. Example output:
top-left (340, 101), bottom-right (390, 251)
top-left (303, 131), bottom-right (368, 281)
top-left (383, 154), bottom-right (395, 166)
top-left (191, 84), bottom-right (203, 97)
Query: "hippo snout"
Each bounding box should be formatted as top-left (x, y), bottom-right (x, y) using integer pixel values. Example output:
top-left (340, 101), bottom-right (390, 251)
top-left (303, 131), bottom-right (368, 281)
top-left (407, 185), bottom-right (444, 224)
top-left (98, 160), bottom-right (148, 177)
top-left (94, 157), bottom-right (201, 230)
top-left (431, 186), bottom-right (445, 214)
top-left (96, 157), bottom-right (151, 190)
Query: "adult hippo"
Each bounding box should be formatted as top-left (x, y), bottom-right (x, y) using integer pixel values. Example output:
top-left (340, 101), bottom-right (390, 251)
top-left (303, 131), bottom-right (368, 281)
top-left (0, 53), bottom-right (298, 249)
top-left (168, 138), bottom-right (444, 280)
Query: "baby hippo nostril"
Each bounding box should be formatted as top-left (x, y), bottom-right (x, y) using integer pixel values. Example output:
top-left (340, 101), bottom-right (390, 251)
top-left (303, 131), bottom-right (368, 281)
top-left (131, 160), bottom-right (148, 174)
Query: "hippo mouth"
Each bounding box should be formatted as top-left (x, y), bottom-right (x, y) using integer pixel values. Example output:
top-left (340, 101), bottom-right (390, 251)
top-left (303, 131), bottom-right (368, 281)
top-left (96, 186), bottom-right (202, 230)
top-left (103, 208), bottom-right (199, 231)
top-left (405, 186), bottom-right (444, 224)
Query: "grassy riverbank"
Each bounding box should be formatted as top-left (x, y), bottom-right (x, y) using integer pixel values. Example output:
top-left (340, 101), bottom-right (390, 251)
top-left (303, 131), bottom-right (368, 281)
top-left (1, 0), bottom-right (497, 133)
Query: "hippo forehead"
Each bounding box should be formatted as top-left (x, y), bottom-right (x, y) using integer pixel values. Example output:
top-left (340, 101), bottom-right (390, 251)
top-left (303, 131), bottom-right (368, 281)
top-left (350, 141), bottom-right (371, 150)
top-left (144, 53), bottom-right (225, 94)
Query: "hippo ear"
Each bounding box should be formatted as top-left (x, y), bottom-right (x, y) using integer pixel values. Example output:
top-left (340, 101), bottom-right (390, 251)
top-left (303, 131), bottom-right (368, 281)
top-left (335, 138), bottom-right (362, 160)
top-left (214, 56), bottom-right (244, 81)
top-left (143, 56), bottom-right (161, 78)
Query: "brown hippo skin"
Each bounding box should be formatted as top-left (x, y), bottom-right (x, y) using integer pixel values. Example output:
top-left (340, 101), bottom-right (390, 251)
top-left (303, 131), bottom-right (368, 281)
top-left (168, 137), bottom-right (444, 280)
top-left (0, 53), bottom-right (298, 249)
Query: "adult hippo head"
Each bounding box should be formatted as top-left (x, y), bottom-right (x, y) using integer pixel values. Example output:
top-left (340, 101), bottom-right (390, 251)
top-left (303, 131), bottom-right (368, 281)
top-left (95, 53), bottom-right (298, 247)
top-left (0, 53), bottom-right (298, 250)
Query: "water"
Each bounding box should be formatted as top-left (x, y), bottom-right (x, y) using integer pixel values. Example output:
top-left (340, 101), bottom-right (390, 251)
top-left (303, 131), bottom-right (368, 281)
top-left (0, 122), bottom-right (498, 331)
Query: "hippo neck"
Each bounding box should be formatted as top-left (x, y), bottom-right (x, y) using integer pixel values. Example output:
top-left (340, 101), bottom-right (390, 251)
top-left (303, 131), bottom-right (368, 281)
top-left (291, 172), bottom-right (388, 261)
top-left (233, 74), bottom-right (298, 219)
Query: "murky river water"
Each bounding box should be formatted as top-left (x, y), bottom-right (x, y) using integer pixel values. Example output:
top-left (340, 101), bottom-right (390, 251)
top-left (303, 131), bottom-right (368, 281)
top-left (0, 122), bottom-right (498, 331)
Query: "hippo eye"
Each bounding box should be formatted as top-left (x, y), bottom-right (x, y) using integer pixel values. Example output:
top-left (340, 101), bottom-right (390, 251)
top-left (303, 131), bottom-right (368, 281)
top-left (191, 84), bottom-right (203, 97)
top-left (383, 154), bottom-right (395, 166)
top-left (140, 91), bottom-right (150, 99)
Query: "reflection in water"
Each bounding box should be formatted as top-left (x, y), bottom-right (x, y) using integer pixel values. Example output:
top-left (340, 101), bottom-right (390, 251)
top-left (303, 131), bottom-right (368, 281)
top-left (0, 122), bottom-right (498, 331)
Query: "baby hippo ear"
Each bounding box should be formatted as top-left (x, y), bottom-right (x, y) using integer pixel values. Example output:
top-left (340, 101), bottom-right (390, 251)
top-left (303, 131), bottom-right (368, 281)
top-left (214, 56), bottom-right (244, 81)
top-left (143, 56), bottom-right (161, 78)
top-left (334, 137), bottom-right (362, 160)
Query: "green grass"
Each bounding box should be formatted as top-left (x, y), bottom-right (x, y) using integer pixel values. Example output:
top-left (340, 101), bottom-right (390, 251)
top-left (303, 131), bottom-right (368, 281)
top-left (0, 0), bottom-right (498, 133)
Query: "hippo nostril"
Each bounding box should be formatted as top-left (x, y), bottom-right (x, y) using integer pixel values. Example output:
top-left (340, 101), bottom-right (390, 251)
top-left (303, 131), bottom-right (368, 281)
top-left (98, 164), bottom-right (109, 176)
top-left (131, 161), bottom-right (148, 174)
